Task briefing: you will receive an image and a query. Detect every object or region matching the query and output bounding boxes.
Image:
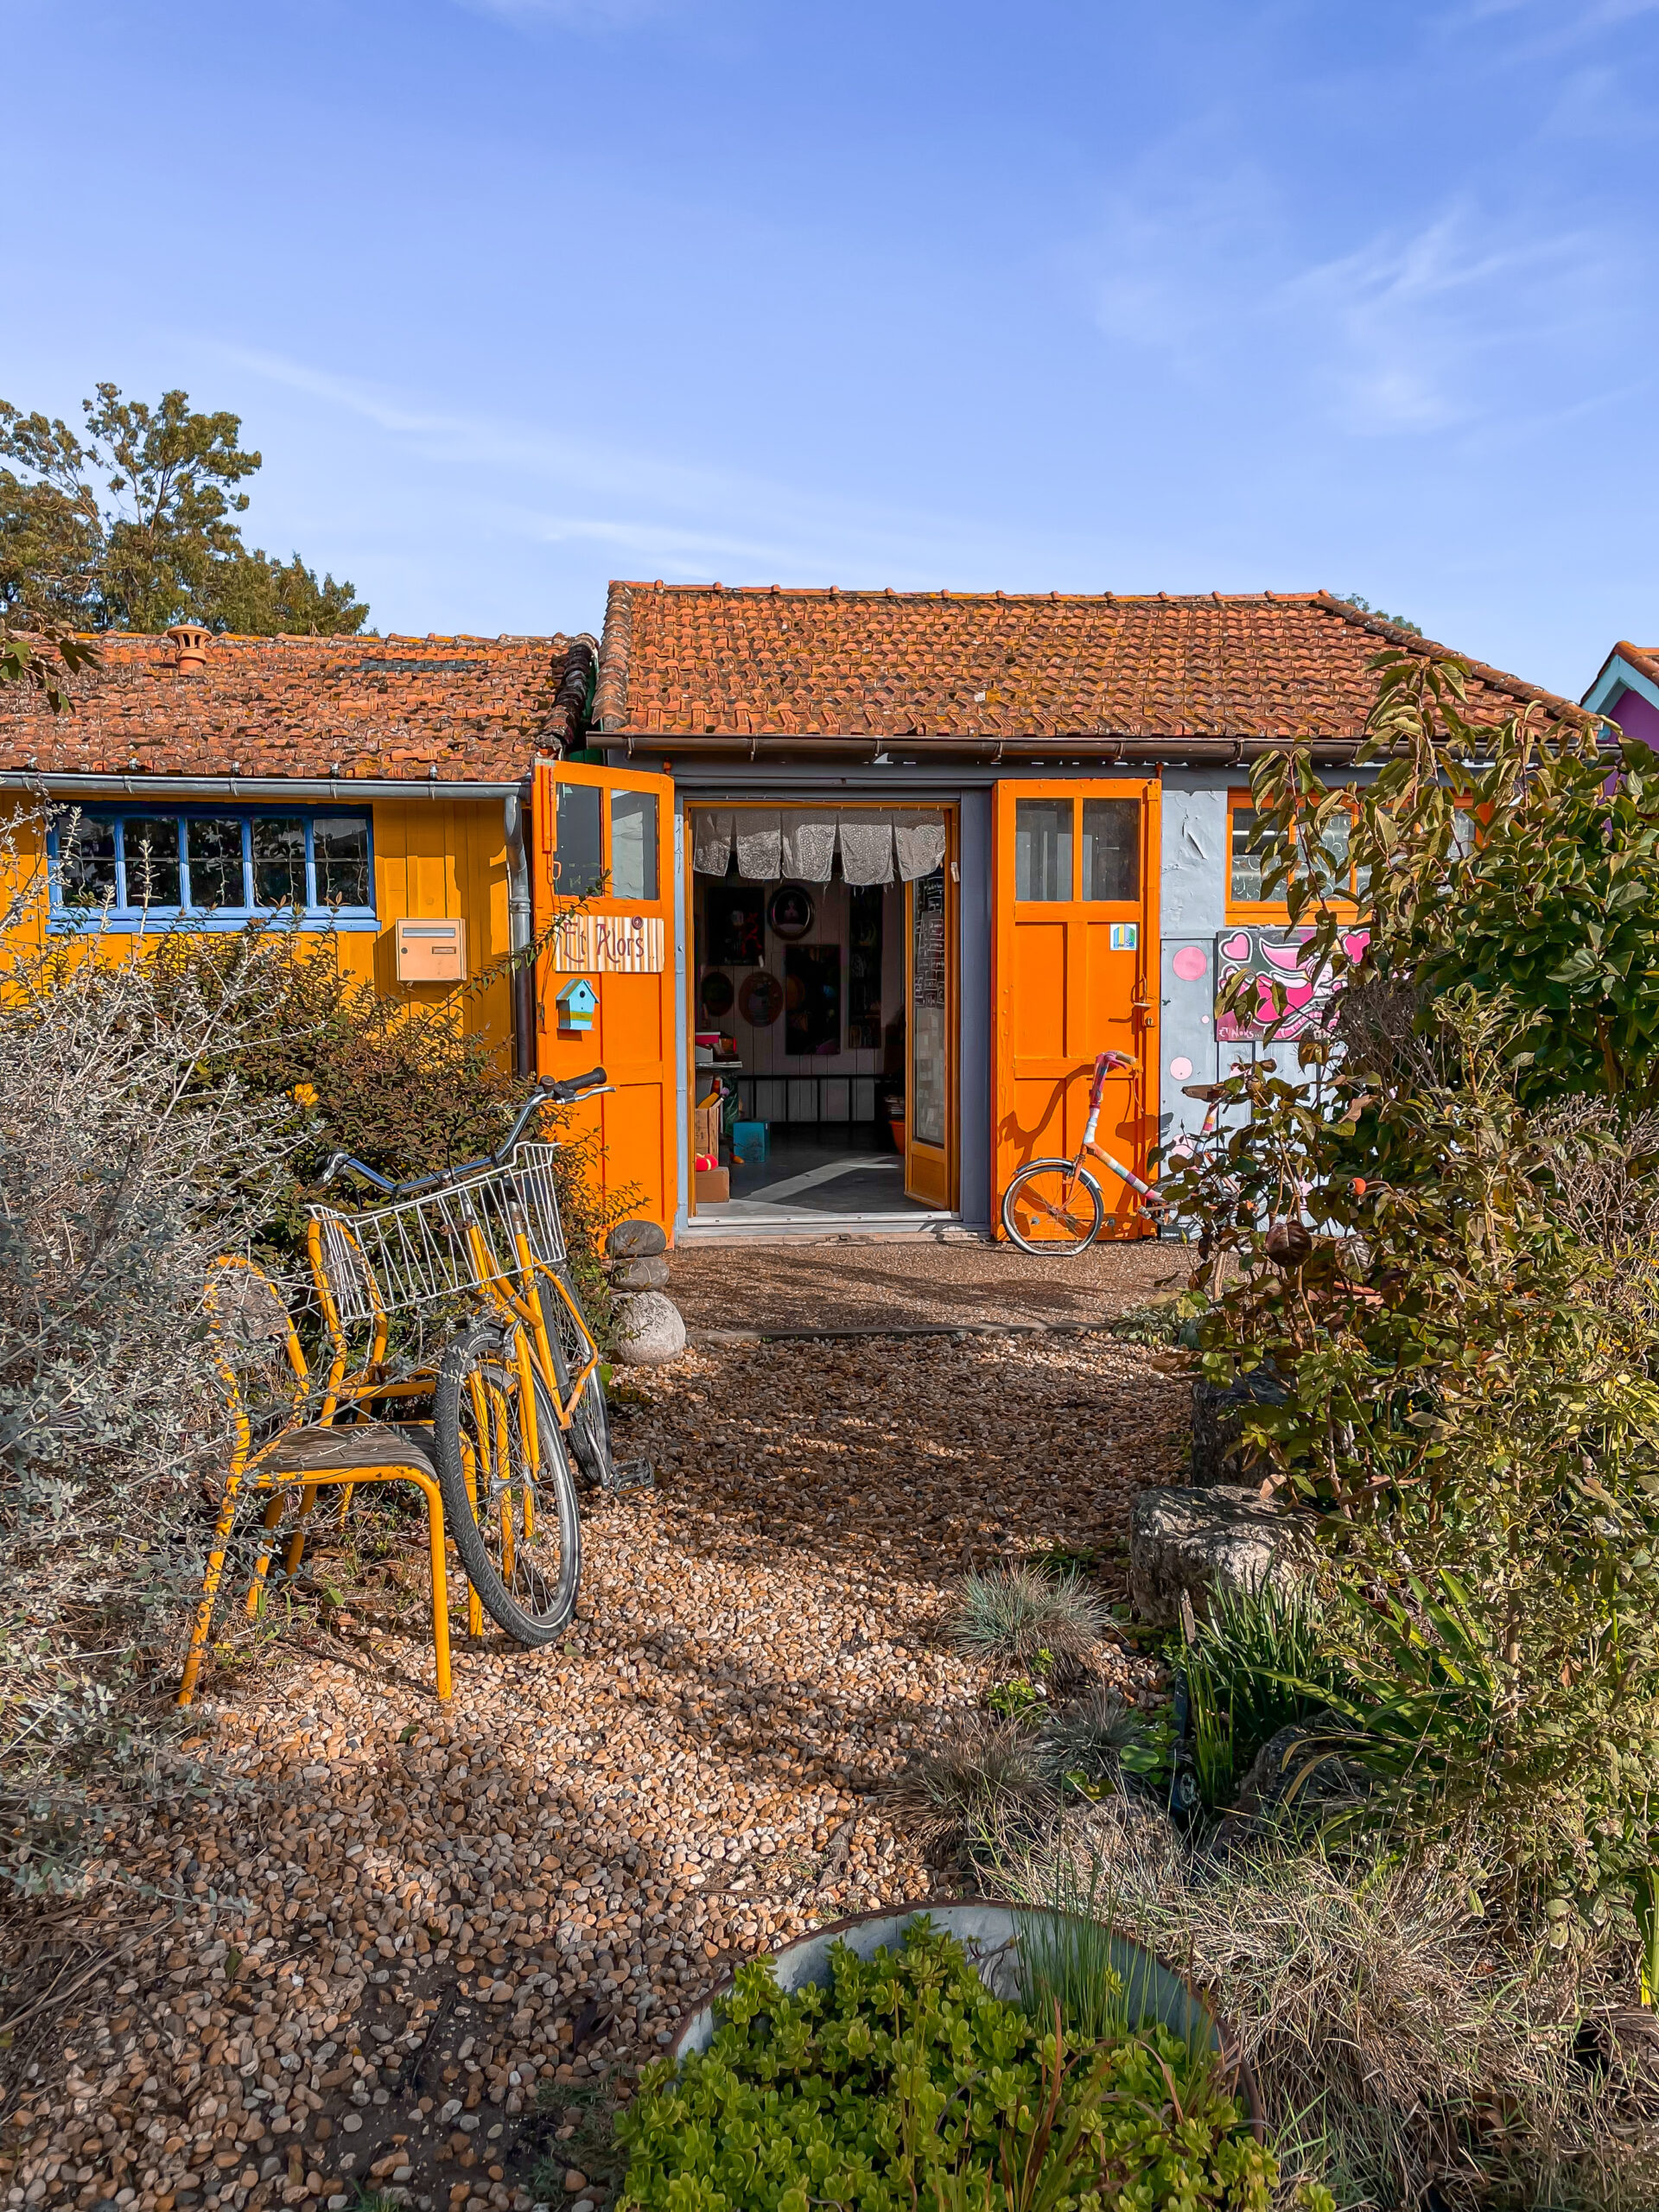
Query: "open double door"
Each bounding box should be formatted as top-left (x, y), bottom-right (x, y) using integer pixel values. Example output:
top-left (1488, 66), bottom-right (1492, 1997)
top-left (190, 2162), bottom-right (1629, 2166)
top-left (532, 766), bottom-right (1159, 1240)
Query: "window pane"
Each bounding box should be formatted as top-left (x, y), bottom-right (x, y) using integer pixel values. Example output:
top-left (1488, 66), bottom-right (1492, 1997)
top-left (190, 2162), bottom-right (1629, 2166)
top-left (1230, 808), bottom-right (1265, 903)
top-left (124, 817), bottom-right (181, 907)
top-left (187, 818), bottom-right (245, 909)
top-left (314, 817), bottom-right (370, 906)
top-left (1313, 813), bottom-right (1351, 893)
top-left (252, 817), bottom-right (307, 908)
top-left (912, 868), bottom-right (947, 1148)
top-left (555, 782), bottom-right (603, 896)
top-left (60, 816), bottom-right (117, 907)
top-left (1014, 799), bottom-right (1072, 900)
top-left (609, 790), bottom-right (658, 900)
top-left (1082, 799), bottom-right (1139, 901)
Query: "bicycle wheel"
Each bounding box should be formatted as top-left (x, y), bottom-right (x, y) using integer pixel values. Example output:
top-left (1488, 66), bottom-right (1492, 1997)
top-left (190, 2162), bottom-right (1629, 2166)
top-left (539, 1270), bottom-right (613, 1490)
top-left (1001, 1160), bottom-right (1105, 1255)
top-left (433, 1318), bottom-right (581, 1645)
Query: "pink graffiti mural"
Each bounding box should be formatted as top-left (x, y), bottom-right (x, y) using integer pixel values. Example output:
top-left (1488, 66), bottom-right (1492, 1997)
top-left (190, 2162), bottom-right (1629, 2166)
top-left (1215, 928), bottom-right (1370, 1041)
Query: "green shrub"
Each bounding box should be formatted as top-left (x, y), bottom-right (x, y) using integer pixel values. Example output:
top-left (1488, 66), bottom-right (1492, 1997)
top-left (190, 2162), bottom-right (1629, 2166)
top-left (1039, 1686), bottom-right (1147, 1795)
top-left (614, 1918), bottom-right (1274, 2211)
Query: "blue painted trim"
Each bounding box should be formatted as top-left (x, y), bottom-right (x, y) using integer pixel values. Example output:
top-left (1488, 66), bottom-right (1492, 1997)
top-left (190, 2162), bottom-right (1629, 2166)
top-left (1583, 654), bottom-right (1659, 720)
top-left (48, 912), bottom-right (381, 937)
top-left (45, 801), bottom-right (378, 931)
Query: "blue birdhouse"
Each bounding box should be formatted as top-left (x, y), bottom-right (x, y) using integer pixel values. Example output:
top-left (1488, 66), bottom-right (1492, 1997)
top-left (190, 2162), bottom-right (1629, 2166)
top-left (556, 977), bottom-right (598, 1033)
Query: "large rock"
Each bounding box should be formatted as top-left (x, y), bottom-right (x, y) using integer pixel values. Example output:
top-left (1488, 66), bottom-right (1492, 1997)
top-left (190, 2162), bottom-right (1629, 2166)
top-left (608, 1218), bottom-right (668, 1259)
top-left (1191, 1370), bottom-right (1287, 1487)
top-left (613, 1254), bottom-right (670, 1290)
top-left (611, 1291), bottom-right (686, 1367)
top-left (1130, 1484), bottom-right (1311, 1628)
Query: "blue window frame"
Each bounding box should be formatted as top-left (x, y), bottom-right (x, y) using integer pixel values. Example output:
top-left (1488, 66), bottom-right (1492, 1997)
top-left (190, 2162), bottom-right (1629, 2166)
top-left (47, 807), bottom-right (378, 932)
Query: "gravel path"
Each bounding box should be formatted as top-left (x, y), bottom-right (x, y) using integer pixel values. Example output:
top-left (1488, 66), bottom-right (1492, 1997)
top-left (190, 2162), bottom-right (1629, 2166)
top-left (1, 1328), bottom-right (1188, 2212)
top-left (669, 1235), bottom-right (1179, 1333)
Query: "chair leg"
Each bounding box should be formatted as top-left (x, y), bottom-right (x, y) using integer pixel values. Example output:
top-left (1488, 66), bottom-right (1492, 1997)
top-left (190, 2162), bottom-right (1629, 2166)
top-left (179, 1468), bottom-right (245, 1707)
top-left (414, 1474), bottom-right (454, 1702)
top-left (283, 1482), bottom-right (322, 1578)
top-left (245, 1492), bottom-right (289, 1619)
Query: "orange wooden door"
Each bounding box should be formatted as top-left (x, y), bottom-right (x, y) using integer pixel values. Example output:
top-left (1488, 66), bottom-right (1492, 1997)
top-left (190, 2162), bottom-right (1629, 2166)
top-left (991, 779), bottom-right (1160, 1237)
top-left (532, 760), bottom-right (678, 1242)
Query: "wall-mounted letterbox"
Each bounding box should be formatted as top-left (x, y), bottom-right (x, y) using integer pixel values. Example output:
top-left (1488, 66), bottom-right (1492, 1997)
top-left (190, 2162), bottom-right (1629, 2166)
top-left (395, 918), bottom-right (467, 982)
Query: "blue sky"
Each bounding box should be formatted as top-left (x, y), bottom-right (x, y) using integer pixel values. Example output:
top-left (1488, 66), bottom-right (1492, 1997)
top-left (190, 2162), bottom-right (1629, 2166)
top-left (3, 0), bottom-right (1655, 696)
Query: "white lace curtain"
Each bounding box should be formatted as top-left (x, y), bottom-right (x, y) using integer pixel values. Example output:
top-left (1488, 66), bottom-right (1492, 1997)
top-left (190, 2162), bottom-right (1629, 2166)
top-left (693, 808), bottom-right (946, 884)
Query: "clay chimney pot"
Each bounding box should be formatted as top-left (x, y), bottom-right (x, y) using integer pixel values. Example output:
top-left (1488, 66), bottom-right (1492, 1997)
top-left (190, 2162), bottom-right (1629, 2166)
top-left (167, 622), bottom-right (212, 672)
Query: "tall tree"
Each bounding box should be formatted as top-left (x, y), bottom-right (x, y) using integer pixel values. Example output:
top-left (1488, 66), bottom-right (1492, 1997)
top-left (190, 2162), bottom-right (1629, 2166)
top-left (0, 383), bottom-right (369, 635)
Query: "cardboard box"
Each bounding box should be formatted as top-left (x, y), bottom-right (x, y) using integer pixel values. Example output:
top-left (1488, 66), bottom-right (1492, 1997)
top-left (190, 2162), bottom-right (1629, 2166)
top-left (695, 1166), bottom-right (730, 1203)
top-left (694, 1103), bottom-right (722, 1159)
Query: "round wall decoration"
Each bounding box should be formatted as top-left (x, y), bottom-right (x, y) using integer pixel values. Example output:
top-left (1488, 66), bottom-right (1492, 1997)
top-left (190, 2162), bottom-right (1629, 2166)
top-left (739, 970), bottom-right (785, 1027)
top-left (767, 883), bottom-right (815, 940)
top-left (699, 971), bottom-right (734, 1018)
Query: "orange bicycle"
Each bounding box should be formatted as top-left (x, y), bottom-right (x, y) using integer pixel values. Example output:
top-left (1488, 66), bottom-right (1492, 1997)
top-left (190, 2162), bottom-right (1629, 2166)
top-left (1000, 1051), bottom-right (1163, 1254)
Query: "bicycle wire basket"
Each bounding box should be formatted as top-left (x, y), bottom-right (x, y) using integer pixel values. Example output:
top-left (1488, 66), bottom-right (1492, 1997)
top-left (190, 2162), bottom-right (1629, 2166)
top-left (309, 1151), bottom-right (566, 1325)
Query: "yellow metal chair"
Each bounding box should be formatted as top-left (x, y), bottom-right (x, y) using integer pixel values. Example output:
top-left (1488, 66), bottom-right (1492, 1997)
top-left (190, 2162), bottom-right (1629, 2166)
top-left (177, 1256), bottom-right (463, 1707)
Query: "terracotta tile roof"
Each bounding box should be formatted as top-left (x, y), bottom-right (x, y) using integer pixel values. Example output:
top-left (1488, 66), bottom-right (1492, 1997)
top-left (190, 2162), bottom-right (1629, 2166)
top-left (1608, 641), bottom-right (1659, 692)
top-left (0, 630), bottom-right (596, 783)
top-left (594, 584), bottom-right (1586, 749)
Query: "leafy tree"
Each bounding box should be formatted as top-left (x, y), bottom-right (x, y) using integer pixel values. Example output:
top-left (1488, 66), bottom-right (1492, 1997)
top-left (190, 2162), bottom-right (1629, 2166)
top-left (0, 382), bottom-right (368, 635)
top-left (0, 613), bottom-right (98, 712)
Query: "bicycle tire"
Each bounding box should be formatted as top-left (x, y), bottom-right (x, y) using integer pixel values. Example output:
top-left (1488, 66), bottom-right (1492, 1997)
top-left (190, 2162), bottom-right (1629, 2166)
top-left (541, 1270), bottom-right (613, 1490)
top-left (433, 1317), bottom-right (581, 1646)
top-left (1001, 1160), bottom-right (1106, 1255)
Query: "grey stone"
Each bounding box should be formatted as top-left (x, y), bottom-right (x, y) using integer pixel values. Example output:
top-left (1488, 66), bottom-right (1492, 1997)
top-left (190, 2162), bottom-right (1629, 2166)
top-left (613, 1254), bottom-right (670, 1290)
top-left (1231, 1720), bottom-right (1367, 1822)
top-left (611, 1291), bottom-right (687, 1366)
top-left (1129, 1484), bottom-right (1312, 1628)
top-left (608, 1217), bottom-right (668, 1258)
top-left (1190, 1370), bottom-right (1287, 1488)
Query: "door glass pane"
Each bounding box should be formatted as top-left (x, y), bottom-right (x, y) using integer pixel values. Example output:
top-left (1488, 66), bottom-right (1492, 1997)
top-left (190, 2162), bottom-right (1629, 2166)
top-left (1082, 799), bottom-right (1139, 901)
top-left (251, 817), bottom-right (307, 907)
top-left (609, 790), bottom-right (658, 900)
top-left (912, 868), bottom-right (947, 1149)
top-left (123, 817), bottom-right (181, 907)
top-left (1014, 799), bottom-right (1072, 900)
top-left (314, 817), bottom-right (370, 906)
top-left (59, 816), bottom-right (117, 906)
top-left (187, 817), bottom-right (245, 909)
top-left (555, 782), bottom-right (603, 896)
top-left (1230, 807), bottom-right (1264, 902)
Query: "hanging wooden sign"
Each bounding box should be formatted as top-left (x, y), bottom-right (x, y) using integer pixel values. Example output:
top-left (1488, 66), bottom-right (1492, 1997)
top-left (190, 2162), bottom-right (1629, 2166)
top-left (548, 912), bottom-right (665, 974)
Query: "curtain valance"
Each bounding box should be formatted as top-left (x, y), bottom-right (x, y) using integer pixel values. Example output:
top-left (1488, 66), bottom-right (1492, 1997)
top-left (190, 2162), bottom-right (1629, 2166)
top-left (693, 808), bottom-right (946, 884)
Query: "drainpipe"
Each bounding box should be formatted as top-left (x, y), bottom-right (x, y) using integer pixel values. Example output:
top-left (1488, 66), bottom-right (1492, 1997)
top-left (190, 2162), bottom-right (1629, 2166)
top-left (504, 779), bottom-right (535, 1079)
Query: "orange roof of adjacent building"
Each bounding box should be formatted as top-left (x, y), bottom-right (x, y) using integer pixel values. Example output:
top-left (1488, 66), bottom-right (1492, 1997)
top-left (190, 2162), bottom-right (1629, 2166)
top-left (594, 584), bottom-right (1585, 747)
top-left (0, 629), bottom-right (594, 783)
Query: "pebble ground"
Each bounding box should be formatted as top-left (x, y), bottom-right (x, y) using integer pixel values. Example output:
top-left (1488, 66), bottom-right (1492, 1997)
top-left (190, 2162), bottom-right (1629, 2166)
top-left (1, 1319), bottom-right (1188, 2212)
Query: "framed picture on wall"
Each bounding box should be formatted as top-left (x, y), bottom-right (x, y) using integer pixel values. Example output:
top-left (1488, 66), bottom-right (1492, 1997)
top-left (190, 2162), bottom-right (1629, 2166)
top-left (785, 944), bottom-right (841, 1056)
top-left (707, 885), bottom-right (765, 965)
top-left (768, 884), bottom-right (816, 940)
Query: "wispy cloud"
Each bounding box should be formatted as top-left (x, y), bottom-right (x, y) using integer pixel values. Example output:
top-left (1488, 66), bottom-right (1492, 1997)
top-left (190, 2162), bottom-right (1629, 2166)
top-left (451, 0), bottom-right (668, 29)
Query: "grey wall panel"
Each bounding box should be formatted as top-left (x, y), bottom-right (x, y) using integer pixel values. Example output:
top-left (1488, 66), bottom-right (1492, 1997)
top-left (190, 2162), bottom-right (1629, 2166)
top-left (1159, 772), bottom-right (1230, 1152)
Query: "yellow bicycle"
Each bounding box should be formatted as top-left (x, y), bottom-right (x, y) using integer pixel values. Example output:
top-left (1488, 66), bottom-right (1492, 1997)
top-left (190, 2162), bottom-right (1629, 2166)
top-left (310, 1068), bottom-right (611, 1644)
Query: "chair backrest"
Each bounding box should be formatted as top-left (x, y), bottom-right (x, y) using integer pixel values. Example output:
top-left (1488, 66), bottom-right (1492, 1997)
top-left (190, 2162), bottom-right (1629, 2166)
top-left (205, 1258), bottom-right (309, 1439)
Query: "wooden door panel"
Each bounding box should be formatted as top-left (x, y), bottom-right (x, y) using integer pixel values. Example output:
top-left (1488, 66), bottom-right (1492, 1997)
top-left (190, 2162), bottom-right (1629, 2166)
top-left (532, 760), bottom-right (678, 1243)
top-left (993, 779), bottom-right (1160, 1237)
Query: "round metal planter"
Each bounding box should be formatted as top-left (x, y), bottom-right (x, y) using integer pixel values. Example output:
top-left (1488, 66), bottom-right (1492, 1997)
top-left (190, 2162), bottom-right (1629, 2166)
top-left (668, 1896), bottom-right (1264, 2139)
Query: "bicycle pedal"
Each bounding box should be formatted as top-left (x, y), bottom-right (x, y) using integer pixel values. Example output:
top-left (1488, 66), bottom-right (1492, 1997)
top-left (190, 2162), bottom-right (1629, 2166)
top-left (601, 1459), bottom-right (656, 1495)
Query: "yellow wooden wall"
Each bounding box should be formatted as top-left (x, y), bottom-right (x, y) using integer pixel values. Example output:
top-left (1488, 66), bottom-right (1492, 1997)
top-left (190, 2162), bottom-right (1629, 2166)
top-left (0, 796), bottom-right (515, 1060)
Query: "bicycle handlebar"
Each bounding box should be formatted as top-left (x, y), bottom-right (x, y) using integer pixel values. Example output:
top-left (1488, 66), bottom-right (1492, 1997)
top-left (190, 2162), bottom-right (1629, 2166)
top-left (321, 1066), bottom-right (611, 1199)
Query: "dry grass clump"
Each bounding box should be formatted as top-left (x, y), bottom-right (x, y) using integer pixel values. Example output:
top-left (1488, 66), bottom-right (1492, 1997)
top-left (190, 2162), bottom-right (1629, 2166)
top-left (886, 1713), bottom-right (1057, 1855)
top-left (947, 1562), bottom-right (1108, 1673)
top-left (997, 1804), bottom-right (1659, 2210)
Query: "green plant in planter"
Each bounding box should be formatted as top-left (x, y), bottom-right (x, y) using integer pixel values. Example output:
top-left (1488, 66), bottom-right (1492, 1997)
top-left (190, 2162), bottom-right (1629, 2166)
top-left (615, 1920), bottom-right (1274, 2211)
